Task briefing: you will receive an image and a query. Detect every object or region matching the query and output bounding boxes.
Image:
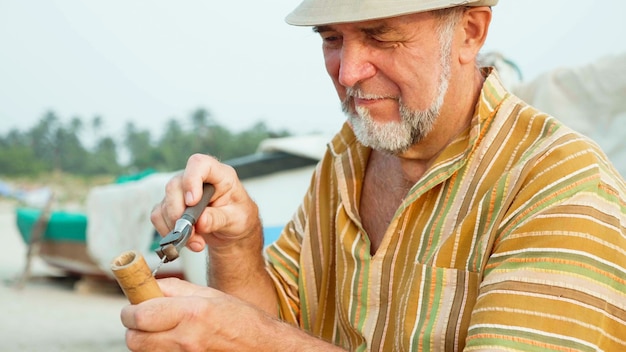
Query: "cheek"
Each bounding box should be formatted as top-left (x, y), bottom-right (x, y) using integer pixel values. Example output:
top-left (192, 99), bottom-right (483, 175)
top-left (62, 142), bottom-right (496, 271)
top-left (323, 51), bottom-right (346, 100)
top-left (323, 50), bottom-right (340, 80)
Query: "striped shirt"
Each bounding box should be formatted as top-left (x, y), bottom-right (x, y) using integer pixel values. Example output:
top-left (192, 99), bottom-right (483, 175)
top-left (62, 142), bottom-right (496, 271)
top-left (265, 69), bottom-right (626, 351)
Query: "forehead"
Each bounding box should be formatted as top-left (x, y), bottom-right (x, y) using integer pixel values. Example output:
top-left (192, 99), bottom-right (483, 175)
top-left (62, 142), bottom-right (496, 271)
top-left (313, 11), bottom-right (437, 35)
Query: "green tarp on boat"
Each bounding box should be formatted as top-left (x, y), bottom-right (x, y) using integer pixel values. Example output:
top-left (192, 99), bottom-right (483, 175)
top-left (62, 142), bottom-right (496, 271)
top-left (16, 208), bottom-right (87, 243)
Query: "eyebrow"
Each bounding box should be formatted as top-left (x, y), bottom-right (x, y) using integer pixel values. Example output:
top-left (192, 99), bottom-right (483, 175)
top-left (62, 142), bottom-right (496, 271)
top-left (313, 23), bottom-right (396, 36)
top-left (312, 25), bottom-right (331, 33)
top-left (362, 24), bottom-right (395, 37)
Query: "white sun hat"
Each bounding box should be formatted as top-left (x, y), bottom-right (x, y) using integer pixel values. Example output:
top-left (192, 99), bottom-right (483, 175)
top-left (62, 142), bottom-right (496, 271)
top-left (286, 0), bottom-right (498, 26)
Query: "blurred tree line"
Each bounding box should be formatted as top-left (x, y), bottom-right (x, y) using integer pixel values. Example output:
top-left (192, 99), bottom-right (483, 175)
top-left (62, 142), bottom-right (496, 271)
top-left (0, 108), bottom-right (290, 177)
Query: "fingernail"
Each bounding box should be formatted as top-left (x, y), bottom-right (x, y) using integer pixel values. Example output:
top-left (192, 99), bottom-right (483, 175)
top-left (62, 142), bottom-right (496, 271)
top-left (185, 191), bottom-right (194, 205)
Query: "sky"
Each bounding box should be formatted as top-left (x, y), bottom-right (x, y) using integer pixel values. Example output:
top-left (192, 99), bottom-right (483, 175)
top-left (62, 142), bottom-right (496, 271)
top-left (1, 0), bottom-right (625, 140)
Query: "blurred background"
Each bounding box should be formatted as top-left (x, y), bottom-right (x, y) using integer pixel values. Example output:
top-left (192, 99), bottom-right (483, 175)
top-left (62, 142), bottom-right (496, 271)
top-left (1, 0), bottom-right (625, 140)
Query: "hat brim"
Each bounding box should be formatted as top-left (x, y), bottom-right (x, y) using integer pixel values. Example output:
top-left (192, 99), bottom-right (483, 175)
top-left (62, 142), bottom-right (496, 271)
top-left (286, 0), bottom-right (498, 26)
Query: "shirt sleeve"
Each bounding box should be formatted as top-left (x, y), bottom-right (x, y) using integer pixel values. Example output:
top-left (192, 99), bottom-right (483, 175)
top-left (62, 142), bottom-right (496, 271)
top-left (263, 170), bottom-right (319, 325)
top-left (465, 166), bottom-right (626, 350)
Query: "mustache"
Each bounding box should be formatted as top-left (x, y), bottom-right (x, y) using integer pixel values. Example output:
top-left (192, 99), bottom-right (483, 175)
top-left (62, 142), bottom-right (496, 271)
top-left (345, 86), bottom-right (397, 100)
top-left (342, 86), bottom-right (400, 115)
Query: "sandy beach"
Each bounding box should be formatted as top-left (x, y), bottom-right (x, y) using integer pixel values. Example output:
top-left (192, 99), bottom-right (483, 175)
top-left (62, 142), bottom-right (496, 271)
top-left (0, 200), bottom-right (130, 351)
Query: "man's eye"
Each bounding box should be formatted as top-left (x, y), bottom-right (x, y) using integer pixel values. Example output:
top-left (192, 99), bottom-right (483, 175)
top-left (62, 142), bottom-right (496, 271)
top-left (369, 36), bottom-right (397, 48)
top-left (321, 35), bottom-right (342, 48)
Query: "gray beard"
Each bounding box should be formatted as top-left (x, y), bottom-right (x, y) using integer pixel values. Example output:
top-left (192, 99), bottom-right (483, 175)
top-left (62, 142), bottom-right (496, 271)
top-left (343, 95), bottom-right (441, 155)
top-left (341, 51), bottom-right (451, 155)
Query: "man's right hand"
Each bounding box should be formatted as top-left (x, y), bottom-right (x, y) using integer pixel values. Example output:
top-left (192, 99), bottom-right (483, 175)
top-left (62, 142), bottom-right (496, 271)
top-left (150, 153), bottom-right (276, 316)
top-left (150, 153), bottom-right (262, 253)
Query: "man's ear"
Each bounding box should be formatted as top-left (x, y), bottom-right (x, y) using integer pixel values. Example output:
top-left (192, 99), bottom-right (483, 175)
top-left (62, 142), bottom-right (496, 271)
top-left (458, 7), bottom-right (492, 65)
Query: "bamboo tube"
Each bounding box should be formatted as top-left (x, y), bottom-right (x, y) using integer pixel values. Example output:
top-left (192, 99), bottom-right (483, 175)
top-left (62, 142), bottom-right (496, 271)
top-left (111, 250), bottom-right (163, 304)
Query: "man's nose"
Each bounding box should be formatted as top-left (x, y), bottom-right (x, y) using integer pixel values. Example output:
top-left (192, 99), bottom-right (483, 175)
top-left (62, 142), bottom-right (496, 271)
top-left (338, 42), bottom-right (376, 88)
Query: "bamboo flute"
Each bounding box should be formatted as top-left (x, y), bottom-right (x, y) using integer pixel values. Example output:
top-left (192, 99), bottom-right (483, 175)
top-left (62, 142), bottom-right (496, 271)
top-left (111, 250), bottom-right (163, 304)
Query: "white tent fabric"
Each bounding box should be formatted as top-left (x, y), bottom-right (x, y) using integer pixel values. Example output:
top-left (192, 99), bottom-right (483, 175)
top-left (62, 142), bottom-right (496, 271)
top-left (86, 172), bottom-right (178, 278)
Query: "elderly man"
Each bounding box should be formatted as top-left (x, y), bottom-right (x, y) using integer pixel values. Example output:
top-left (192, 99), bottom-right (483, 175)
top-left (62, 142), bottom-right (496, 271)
top-left (121, 0), bottom-right (626, 351)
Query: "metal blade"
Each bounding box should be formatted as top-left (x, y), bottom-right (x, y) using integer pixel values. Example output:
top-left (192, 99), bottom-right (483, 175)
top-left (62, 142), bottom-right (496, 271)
top-left (151, 255), bottom-right (167, 277)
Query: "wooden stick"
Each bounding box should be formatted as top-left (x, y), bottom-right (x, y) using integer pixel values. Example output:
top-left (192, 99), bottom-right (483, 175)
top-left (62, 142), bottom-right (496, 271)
top-left (15, 192), bottom-right (54, 289)
top-left (111, 250), bottom-right (163, 304)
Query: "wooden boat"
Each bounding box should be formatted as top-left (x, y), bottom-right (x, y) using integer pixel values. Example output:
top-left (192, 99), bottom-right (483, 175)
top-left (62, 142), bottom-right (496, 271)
top-left (16, 207), bottom-right (104, 276)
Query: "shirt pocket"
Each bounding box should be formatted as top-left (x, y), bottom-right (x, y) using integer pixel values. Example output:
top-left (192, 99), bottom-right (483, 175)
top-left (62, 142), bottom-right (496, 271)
top-left (379, 264), bottom-right (480, 352)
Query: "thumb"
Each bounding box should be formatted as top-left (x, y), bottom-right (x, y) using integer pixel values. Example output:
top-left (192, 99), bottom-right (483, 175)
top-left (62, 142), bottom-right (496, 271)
top-left (157, 277), bottom-right (199, 297)
top-left (157, 277), bottom-right (220, 298)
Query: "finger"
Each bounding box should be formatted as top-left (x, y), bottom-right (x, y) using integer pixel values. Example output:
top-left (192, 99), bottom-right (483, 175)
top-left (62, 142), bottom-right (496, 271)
top-left (150, 202), bottom-right (170, 236)
top-left (150, 174), bottom-right (186, 235)
top-left (157, 278), bottom-right (225, 301)
top-left (195, 199), bottom-right (260, 242)
top-left (185, 235), bottom-right (207, 252)
top-left (163, 174), bottom-right (187, 219)
top-left (126, 328), bottom-right (188, 352)
top-left (179, 154), bottom-right (261, 242)
top-left (182, 154), bottom-right (241, 205)
top-left (121, 297), bottom-right (187, 332)
top-left (181, 154), bottom-right (219, 207)
top-left (125, 328), bottom-right (158, 352)
top-left (157, 277), bottom-right (222, 299)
